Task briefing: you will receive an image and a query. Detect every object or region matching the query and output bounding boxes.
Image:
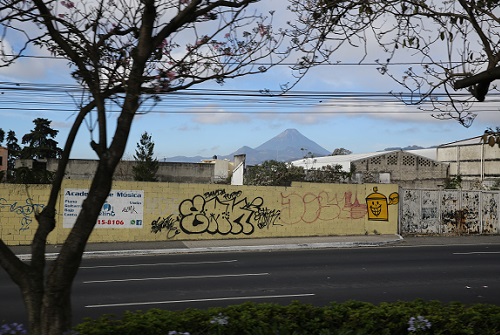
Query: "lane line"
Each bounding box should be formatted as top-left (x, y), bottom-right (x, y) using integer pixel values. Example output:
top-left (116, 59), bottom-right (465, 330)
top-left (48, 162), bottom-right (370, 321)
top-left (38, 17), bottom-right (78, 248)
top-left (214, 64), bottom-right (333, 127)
top-left (81, 259), bottom-right (238, 269)
top-left (83, 272), bottom-right (269, 284)
top-left (86, 293), bottom-right (316, 308)
top-left (453, 251), bottom-right (500, 255)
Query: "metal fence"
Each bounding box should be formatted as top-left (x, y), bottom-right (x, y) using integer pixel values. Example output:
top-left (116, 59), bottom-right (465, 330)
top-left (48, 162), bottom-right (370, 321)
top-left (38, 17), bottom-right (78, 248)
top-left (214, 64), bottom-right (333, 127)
top-left (399, 188), bottom-right (500, 235)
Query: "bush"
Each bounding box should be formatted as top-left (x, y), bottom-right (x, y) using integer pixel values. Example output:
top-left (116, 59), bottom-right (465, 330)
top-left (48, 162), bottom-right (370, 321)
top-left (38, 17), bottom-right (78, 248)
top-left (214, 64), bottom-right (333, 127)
top-left (74, 300), bottom-right (500, 335)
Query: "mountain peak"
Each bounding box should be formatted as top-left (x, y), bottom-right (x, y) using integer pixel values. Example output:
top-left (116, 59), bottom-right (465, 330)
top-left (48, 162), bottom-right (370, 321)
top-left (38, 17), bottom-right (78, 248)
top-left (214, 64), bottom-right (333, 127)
top-left (255, 129), bottom-right (330, 158)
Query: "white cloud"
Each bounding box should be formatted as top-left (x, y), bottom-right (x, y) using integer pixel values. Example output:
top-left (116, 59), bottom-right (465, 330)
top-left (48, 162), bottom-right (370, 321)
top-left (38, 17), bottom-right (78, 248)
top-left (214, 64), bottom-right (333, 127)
top-left (190, 106), bottom-right (250, 124)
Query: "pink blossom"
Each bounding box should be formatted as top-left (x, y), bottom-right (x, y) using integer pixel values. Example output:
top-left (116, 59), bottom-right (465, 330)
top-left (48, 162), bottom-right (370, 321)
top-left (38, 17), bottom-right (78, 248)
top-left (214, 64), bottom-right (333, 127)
top-left (166, 71), bottom-right (176, 81)
top-left (61, 0), bottom-right (75, 9)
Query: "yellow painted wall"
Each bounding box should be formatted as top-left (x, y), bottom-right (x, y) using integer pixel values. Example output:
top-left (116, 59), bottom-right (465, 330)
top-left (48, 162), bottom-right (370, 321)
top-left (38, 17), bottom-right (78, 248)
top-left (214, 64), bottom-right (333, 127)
top-left (0, 181), bottom-right (399, 245)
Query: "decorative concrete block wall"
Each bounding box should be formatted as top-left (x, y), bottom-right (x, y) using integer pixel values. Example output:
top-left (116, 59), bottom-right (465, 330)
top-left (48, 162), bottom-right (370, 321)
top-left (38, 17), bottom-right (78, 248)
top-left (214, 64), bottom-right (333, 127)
top-left (0, 181), bottom-right (399, 246)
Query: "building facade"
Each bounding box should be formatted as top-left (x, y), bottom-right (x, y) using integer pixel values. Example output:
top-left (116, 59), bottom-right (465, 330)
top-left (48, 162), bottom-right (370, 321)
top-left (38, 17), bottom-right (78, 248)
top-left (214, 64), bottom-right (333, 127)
top-left (292, 150), bottom-right (449, 189)
top-left (437, 136), bottom-right (500, 189)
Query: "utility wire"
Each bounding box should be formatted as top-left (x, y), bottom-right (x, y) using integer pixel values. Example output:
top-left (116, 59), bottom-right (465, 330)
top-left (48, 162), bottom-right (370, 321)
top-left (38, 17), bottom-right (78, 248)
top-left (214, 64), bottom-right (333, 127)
top-left (0, 81), bottom-right (499, 115)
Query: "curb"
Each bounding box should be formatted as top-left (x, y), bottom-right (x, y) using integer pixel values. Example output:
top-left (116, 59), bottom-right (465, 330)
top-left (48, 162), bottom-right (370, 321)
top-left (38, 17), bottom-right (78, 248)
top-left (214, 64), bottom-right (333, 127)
top-left (16, 236), bottom-right (404, 261)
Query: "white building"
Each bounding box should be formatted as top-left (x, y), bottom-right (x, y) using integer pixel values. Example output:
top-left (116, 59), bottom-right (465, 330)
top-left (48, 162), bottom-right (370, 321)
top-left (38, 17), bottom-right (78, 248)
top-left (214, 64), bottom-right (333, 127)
top-left (437, 136), bottom-right (500, 188)
top-left (291, 149), bottom-right (448, 189)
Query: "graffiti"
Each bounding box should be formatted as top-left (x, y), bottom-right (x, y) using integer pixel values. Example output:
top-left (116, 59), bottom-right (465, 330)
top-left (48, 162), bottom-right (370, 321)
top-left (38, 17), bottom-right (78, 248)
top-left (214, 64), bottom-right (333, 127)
top-left (153, 189), bottom-right (281, 237)
top-left (122, 205), bottom-right (138, 214)
top-left (0, 197), bottom-right (45, 231)
top-left (151, 215), bottom-right (181, 239)
top-left (256, 207), bottom-right (281, 229)
top-left (365, 187), bottom-right (399, 221)
top-left (280, 190), bottom-right (367, 225)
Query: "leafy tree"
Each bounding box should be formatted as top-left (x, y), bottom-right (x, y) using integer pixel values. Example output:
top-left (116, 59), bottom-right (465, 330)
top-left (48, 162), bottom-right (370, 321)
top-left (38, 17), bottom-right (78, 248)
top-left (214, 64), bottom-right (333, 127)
top-left (444, 175), bottom-right (463, 190)
top-left (288, 0), bottom-right (500, 127)
top-left (246, 160), bottom-right (305, 186)
top-left (20, 118), bottom-right (62, 160)
top-left (4, 130), bottom-right (21, 182)
top-left (331, 148), bottom-right (352, 156)
top-left (482, 127), bottom-right (500, 147)
top-left (5, 130), bottom-right (21, 172)
top-left (0, 1), bottom-right (312, 333)
top-left (0, 127), bottom-right (4, 144)
top-left (305, 164), bottom-right (351, 183)
top-left (133, 131), bottom-right (159, 182)
top-left (13, 118), bottom-right (61, 184)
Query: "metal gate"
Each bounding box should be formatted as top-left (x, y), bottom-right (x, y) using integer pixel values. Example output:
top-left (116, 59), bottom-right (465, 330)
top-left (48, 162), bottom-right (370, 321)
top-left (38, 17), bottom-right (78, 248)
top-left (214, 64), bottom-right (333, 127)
top-left (399, 188), bottom-right (500, 235)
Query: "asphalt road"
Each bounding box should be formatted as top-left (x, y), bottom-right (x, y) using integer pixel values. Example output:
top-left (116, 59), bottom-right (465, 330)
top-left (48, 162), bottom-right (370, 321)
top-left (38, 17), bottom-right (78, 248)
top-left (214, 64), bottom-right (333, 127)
top-left (1, 242), bottom-right (500, 326)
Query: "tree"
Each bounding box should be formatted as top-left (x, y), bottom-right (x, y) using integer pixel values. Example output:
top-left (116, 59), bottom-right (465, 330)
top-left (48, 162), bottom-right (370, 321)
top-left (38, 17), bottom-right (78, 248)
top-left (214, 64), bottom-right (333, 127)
top-left (331, 148), bottom-right (352, 156)
top-left (287, 0), bottom-right (500, 127)
top-left (482, 127), bottom-right (500, 147)
top-left (20, 118), bottom-right (62, 160)
top-left (245, 160), bottom-right (305, 186)
top-left (0, 1), bottom-right (309, 333)
top-left (0, 128), bottom-right (4, 144)
top-left (13, 118), bottom-right (62, 184)
top-left (304, 164), bottom-right (351, 183)
top-left (133, 131), bottom-right (159, 182)
top-left (6, 130), bottom-right (21, 173)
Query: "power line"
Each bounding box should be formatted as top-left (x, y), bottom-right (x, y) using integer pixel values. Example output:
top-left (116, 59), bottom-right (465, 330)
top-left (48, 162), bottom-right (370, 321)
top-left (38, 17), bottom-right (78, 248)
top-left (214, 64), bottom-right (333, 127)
top-left (3, 54), bottom-right (479, 67)
top-left (0, 81), bottom-right (498, 115)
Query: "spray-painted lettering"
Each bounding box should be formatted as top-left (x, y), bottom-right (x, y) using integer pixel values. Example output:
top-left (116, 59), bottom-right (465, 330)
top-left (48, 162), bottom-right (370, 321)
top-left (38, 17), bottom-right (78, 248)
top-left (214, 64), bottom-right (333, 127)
top-left (0, 197), bottom-right (45, 231)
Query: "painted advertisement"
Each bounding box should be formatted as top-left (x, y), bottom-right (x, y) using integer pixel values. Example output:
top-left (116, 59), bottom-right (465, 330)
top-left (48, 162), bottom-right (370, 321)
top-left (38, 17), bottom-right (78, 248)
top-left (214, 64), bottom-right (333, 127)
top-left (63, 189), bottom-right (144, 228)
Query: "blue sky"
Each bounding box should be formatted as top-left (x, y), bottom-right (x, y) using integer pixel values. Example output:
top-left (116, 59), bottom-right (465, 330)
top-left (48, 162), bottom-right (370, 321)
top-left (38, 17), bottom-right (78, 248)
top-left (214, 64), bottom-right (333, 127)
top-left (0, 1), bottom-right (498, 161)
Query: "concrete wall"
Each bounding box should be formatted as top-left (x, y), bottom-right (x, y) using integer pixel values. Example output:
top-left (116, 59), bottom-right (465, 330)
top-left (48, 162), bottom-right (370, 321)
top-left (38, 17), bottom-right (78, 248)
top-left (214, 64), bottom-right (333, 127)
top-left (400, 188), bottom-right (500, 235)
top-left (437, 143), bottom-right (500, 182)
top-left (45, 159), bottom-right (216, 183)
top-left (0, 181), bottom-right (399, 246)
top-left (353, 151), bottom-right (449, 188)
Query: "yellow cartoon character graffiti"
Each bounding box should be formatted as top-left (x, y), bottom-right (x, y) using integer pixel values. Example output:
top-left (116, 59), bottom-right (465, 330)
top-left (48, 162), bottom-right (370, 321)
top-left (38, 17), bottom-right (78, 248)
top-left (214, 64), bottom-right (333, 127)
top-left (365, 187), bottom-right (399, 221)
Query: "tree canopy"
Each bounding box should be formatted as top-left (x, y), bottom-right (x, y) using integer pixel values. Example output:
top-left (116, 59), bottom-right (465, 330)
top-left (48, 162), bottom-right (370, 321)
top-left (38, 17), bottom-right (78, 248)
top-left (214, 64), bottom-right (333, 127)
top-left (133, 131), bottom-right (159, 182)
top-left (20, 118), bottom-right (62, 160)
top-left (287, 0), bottom-right (500, 127)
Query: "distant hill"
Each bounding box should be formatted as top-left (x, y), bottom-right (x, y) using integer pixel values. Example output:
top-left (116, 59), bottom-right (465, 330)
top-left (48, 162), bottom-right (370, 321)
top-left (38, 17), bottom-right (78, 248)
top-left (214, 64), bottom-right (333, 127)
top-left (383, 145), bottom-right (426, 151)
top-left (164, 129), bottom-right (331, 165)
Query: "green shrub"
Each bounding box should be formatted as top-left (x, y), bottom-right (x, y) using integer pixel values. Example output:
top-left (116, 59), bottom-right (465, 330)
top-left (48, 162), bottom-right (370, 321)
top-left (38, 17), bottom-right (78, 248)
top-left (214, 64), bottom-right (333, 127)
top-left (74, 300), bottom-right (500, 335)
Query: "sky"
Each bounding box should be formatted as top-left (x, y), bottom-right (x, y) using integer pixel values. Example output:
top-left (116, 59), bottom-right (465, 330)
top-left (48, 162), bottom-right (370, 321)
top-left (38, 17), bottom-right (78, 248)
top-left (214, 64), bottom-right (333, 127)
top-left (0, 1), bottom-right (499, 161)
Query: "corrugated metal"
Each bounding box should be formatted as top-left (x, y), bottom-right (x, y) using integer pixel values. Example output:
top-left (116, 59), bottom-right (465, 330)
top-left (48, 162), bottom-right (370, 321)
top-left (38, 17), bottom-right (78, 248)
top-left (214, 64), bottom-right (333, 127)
top-left (400, 188), bottom-right (500, 235)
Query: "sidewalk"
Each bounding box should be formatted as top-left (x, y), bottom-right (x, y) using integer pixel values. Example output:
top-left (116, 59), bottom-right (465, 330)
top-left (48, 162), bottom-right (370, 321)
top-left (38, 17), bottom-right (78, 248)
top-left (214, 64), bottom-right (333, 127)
top-left (11, 234), bottom-right (500, 260)
top-left (12, 234), bottom-right (403, 260)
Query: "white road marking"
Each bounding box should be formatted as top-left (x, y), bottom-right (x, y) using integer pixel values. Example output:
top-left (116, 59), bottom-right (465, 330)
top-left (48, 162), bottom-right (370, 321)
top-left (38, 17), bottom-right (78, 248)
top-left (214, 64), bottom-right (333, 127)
top-left (80, 259), bottom-right (238, 269)
top-left (83, 272), bottom-right (269, 284)
top-left (453, 251), bottom-right (500, 255)
top-left (86, 293), bottom-right (316, 308)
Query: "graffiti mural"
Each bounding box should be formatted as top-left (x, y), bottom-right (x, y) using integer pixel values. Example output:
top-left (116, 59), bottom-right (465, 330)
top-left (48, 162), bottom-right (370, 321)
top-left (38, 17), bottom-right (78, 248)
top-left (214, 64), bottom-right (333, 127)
top-left (280, 190), bottom-right (368, 225)
top-left (365, 187), bottom-right (399, 221)
top-left (0, 197), bottom-right (45, 231)
top-left (152, 189), bottom-right (281, 238)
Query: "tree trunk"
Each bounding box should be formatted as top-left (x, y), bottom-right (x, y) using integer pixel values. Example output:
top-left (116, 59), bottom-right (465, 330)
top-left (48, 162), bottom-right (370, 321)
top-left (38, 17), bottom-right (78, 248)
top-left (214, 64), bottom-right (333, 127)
top-left (19, 274), bottom-right (44, 334)
top-left (37, 160), bottom-right (115, 333)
